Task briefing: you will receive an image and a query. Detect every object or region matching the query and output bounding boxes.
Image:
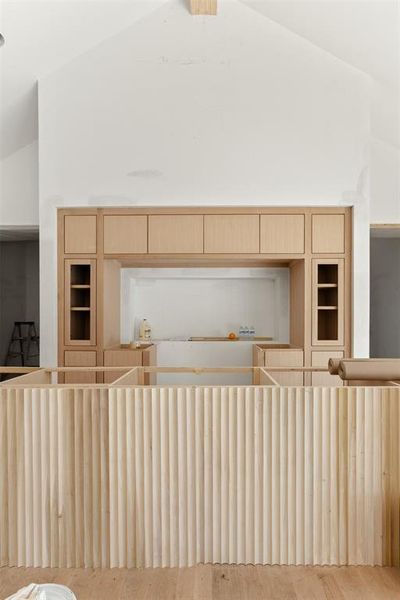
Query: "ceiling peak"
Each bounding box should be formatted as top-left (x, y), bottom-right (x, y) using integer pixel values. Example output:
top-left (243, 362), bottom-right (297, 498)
top-left (190, 0), bottom-right (217, 16)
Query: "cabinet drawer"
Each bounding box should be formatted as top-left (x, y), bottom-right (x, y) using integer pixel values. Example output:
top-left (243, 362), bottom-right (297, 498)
top-left (148, 215), bottom-right (203, 253)
top-left (204, 215), bottom-right (259, 253)
top-left (64, 215), bottom-right (97, 254)
top-left (103, 215), bottom-right (147, 254)
top-left (311, 351), bottom-right (343, 386)
top-left (64, 350), bottom-right (97, 383)
top-left (260, 214), bottom-right (304, 254)
top-left (312, 214), bottom-right (345, 254)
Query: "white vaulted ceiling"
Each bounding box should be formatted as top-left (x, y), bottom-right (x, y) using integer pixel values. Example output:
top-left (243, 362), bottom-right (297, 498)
top-left (0, 0), bottom-right (169, 158)
top-left (0, 0), bottom-right (399, 159)
top-left (239, 0), bottom-right (400, 89)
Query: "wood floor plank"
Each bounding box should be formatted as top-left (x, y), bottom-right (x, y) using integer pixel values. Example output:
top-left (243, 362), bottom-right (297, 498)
top-left (0, 566), bottom-right (399, 599)
top-left (192, 564), bottom-right (212, 600)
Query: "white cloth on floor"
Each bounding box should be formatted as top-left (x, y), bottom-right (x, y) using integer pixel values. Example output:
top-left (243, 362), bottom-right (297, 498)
top-left (5, 584), bottom-right (46, 600)
top-left (5, 583), bottom-right (76, 600)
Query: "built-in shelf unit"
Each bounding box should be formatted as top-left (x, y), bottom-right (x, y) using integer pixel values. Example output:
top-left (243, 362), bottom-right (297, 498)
top-left (65, 259), bottom-right (96, 345)
top-left (312, 259), bottom-right (344, 345)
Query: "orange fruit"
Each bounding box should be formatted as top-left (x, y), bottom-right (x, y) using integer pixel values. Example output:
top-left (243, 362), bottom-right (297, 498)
top-left (228, 332), bottom-right (237, 340)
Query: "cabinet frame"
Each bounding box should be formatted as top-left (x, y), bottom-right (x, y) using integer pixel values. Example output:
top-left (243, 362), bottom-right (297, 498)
top-left (64, 259), bottom-right (97, 346)
top-left (312, 258), bottom-right (344, 346)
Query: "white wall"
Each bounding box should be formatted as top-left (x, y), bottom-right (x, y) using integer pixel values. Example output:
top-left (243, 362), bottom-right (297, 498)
top-left (120, 267), bottom-right (289, 342)
top-left (38, 1), bottom-right (371, 363)
top-left (0, 141), bottom-right (39, 226)
top-left (369, 82), bottom-right (400, 223)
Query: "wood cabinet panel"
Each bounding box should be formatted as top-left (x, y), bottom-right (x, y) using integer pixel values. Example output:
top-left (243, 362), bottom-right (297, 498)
top-left (204, 215), bottom-right (259, 253)
top-left (103, 215), bottom-right (147, 254)
top-left (148, 215), bottom-right (203, 253)
top-left (260, 214), bottom-right (305, 254)
top-left (64, 350), bottom-right (97, 383)
top-left (312, 214), bottom-right (345, 253)
top-left (264, 349), bottom-right (304, 385)
top-left (311, 351), bottom-right (343, 387)
top-left (64, 215), bottom-right (97, 254)
top-left (104, 349), bottom-right (143, 383)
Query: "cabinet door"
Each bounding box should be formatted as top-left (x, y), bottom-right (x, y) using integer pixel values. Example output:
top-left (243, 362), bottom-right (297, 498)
top-left (103, 215), bottom-right (147, 254)
top-left (312, 214), bottom-right (345, 254)
top-left (204, 215), bottom-right (259, 253)
top-left (264, 349), bottom-right (304, 385)
top-left (104, 349), bottom-right (143, 383)
top-left (64, 351), bottom-right (97, 383)
top-left (64, 215), bottom-right (97, 254)
top-left (311, 351), bottom-right (343, 386)
top-left (260, 214), bottom-right (305, 254)
top-left (148, 215), bottom-right (203, 253)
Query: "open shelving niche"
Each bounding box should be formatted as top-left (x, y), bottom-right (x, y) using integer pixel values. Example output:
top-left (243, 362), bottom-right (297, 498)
top-left (65, 261), bottom-right (96, 344)
top-left (313, 260), bottom-right (343, 345)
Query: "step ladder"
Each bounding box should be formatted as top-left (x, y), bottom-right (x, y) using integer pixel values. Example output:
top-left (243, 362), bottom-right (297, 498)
top-left (5, 321), bottom-right (40, 367)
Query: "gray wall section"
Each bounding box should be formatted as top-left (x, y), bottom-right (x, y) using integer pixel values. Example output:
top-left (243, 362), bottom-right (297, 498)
top-left (0, 241), bottom-right (40, 365)
top-left (370, 238), bottom-right (400, 358)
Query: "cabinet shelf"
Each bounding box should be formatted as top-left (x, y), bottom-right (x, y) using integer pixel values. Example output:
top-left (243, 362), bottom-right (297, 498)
top-left (313, 260), bottom-right (344, 346)
top-left (318, 306), bottom-right (338, 310)
top-left (65, 260), bottom-right (96, 345)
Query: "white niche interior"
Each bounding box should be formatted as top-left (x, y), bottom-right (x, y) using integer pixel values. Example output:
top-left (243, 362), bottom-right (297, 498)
top-left (120, 267), bottom-right (290, 343)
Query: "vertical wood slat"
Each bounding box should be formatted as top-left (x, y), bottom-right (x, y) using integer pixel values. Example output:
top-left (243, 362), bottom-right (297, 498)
top-left (0, 385), bottom-right (399, 568)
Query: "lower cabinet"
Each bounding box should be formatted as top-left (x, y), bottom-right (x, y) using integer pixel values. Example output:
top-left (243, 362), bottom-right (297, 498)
top-left (253, 346), bottom-right (304, 385)
top-left (64, 350), bottom-right (97, 384)
top-left (263, 348), bottom-right (304, 385)
top-left (311, 351), bottom-right (344, 386)
top-left (103, 345), bottom-right (157, 384)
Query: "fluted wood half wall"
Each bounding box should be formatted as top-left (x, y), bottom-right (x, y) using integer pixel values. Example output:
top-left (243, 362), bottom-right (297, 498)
top-left (0, 385), bottom-right (399, 568)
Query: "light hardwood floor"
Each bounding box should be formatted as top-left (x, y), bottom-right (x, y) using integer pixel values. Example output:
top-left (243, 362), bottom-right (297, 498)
top-left (1, 566), bottom-right (400, 599)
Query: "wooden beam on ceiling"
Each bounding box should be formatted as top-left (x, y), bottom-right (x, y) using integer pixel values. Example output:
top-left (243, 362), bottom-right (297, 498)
top-left (190, 0), bottom-right (217, 15)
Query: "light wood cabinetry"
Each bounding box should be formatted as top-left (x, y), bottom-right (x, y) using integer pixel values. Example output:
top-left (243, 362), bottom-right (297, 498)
top-left (264, 348), bottom-right (304, 385)
top-left (104, 344), bottom-right (156, 384)
top-left (58, 207), bottom-right (351, 375)
top-left (204, 215), bottom-right (259, 253)
top-left (64, 215), bottom-right (97, 254)
top-left (312, 259), bottom-right (344, 346)
top-left (64, 350), bottom-right (97, 383)
top-left (312, 214), bottom-right (345, 254)
top-left (64, 259), bottom-right (96, 346)
top-left (103, 215), bottom-right (147, 254)
top-left (254, 345), bottom-right (304, 385)
top-left (148, 215), bottom-right (203, 253)
top-left (311, 351), bottom-right (343, 386)
top-left (260, 214), bottom-right (305, 254)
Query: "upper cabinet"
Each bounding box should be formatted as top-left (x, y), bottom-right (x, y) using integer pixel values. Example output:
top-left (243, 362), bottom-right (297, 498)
top-left (148, 215), bottom-right (203, 253)
top-left (260, 214), bottom-right (305, 254)
top-left (61, 209), bottom-right (349, 258)
top-left (103, 215), bottom-right (147, 254)
top-left (204, 215), bottom-right (259, 253)
top-left (64, 215), bottom-right (97, 254)
top-left (312, 214), bottom-right (345, 254)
